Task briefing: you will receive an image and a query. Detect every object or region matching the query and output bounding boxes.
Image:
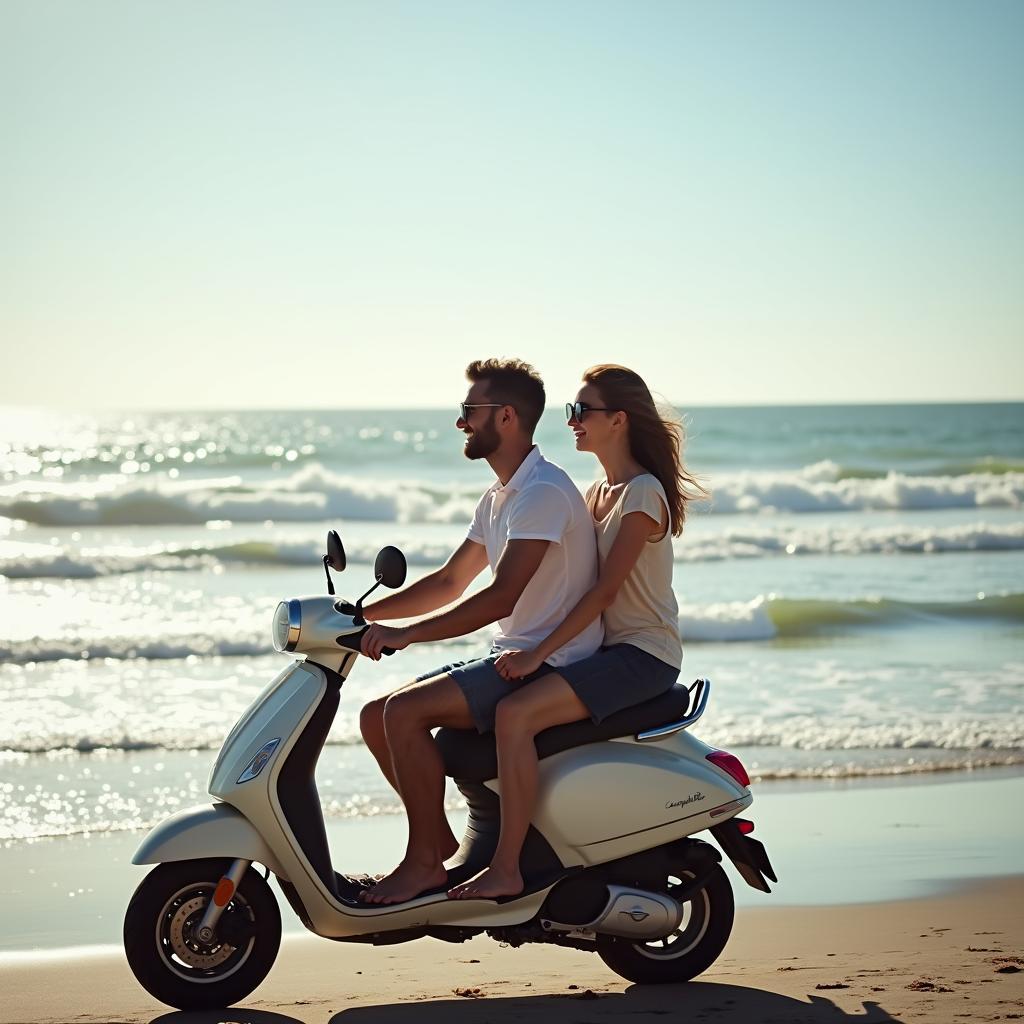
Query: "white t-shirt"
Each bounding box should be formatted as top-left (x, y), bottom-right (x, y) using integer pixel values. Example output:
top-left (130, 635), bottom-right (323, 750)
top-left (467, 446), bottom-right (603, 667)
top-left (586, 474), bottom-right (682, 669)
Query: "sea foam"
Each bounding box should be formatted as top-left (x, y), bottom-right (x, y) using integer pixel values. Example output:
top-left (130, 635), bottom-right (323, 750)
top-left (5, 521), bottom-right (1024, 579)
top-left (1, 461), bottom-right (1021, 528)
top-left (0, 465), bottom-right (479, 527)
top-left (707, 461), bottom-right (1024, 514)
top-left (4, 593), bottom-right (1021, 664)
top-left (678, 593), bottom-right (1024, 642)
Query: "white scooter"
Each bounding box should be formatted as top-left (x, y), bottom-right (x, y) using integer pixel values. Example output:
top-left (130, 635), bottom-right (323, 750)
top-left (123, 531), bottom-right (776, 1010)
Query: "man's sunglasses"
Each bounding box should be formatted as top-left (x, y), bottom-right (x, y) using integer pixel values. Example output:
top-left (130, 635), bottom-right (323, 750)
top-left (459, 403), bottom-right (505, 421)
top-left (565, 401), bottom-right (619, 422)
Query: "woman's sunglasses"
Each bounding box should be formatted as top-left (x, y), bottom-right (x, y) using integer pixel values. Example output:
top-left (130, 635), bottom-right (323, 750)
top-left (565, 401), bottom-right (619, 422)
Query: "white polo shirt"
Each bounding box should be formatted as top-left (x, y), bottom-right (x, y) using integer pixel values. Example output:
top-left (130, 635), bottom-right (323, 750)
top-left (467, 446), bottom-right (604, 667)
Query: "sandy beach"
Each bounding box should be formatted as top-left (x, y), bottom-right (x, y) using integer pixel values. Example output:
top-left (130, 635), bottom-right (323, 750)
top-left (3, 875), bottom-right (1021, 1023)
top-left (3, 770), bottom-right (1023, 1022)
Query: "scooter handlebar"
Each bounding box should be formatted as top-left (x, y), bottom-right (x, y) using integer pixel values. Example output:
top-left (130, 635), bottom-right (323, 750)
top-left (336, 625), bottom-right (396, 657)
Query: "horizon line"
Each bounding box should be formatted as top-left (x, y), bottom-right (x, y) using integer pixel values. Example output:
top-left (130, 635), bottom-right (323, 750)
top-left (1, 397), bottom-right (1023, 416)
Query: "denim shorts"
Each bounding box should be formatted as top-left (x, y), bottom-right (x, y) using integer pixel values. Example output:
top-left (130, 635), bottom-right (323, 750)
top-left (557, 643), bottom-right (680, 724)
top-left (416, 650), bottom-right (554, 734)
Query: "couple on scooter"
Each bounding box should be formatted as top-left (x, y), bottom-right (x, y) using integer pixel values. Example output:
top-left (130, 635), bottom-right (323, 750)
top-left (358, 358), bottom-right (704, 905)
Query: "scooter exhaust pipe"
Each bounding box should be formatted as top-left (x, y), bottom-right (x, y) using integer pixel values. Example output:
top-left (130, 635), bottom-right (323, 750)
top-left (542, 885), bottom-right (684, 941)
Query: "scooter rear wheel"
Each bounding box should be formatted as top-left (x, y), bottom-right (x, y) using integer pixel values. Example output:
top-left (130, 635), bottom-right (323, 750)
top-left (124, 857), bottom-right (281, 1009)
top-left (596, 864), bottom-right (734, 984)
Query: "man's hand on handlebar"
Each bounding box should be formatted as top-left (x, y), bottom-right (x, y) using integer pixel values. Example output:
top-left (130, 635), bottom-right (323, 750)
top-left (361, 623), bottom-right (412, 661)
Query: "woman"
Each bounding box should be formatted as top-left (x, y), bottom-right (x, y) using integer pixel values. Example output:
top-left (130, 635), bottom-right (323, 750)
top-left (449, 363), bottom-right (705, 900)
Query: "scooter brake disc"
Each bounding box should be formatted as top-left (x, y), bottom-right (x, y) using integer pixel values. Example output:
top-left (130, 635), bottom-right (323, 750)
top-left (168, 896), bottom-right (236, 969)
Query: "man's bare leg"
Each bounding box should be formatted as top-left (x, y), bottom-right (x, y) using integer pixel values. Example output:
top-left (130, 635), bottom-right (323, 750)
top-left (359, 683), bottom-right (459, 861)
top-left (362, 674), bottom-right (476, 905)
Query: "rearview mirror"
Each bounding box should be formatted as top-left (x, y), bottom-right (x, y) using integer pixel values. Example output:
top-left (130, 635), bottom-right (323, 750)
top-left (374, 546), bottom-right (407, 589)
top-left (326, 530), bottom-right (346, 572)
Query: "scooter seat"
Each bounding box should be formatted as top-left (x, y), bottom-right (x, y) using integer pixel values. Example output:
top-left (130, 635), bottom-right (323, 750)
top-left (435, 680), bottom-right (692, 783)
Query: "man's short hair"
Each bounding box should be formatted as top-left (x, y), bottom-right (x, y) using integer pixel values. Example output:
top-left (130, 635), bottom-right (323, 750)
top-left (465, 358), bottom-right (545, 435)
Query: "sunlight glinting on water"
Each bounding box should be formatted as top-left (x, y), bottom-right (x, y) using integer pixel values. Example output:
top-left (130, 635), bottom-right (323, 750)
top-left (1, 404), bottom-right (1022, 839)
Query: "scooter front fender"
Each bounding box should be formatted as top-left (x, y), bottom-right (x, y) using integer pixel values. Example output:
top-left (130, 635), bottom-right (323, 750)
top-left (131, 802), bottom-right (289, 879)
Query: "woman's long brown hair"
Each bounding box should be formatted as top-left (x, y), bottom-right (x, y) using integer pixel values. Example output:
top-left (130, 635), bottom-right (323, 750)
top-left (583, 364), bottom-right (707, 536)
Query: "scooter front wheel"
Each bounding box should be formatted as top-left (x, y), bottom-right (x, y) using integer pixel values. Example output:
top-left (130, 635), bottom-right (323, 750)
top-left (123, 857), bottom-right (281, 1009)
top-left (596, 864), bottom-right (734, 984)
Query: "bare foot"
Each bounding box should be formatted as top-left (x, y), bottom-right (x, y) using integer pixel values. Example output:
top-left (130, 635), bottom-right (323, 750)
top-left (361, 859), bottom-right (448, 905)
top-left (448, 864), bottom-right (524, 900)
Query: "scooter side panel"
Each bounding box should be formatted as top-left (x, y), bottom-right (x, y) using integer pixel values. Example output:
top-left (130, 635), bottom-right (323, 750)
top-left (572, 793), bottom-right (752, 865)
top-left (218, 663), bottom-right (338, 915)
top-left (525, 731), bottom-right (749, 867)
top-left (209, 660), bottom-right (323, 799)
top-left (131, 802), bottom-right (289, 877)
top-left (207, 662), bottom-right (301, 787)
top-left (220, 665), bottom-right (557, 935)
top-left (135, 659), bottom-right (325, 878)
top-left (205, 659), bottom-right (362, 934)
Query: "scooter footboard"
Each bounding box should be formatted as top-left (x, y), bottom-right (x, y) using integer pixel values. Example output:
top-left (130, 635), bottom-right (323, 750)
top-left (131, 802), bottom-right (289, 879)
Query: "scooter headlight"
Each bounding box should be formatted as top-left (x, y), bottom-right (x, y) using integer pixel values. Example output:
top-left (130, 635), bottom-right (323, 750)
top-left (272, 599), bottom-right (301, 653)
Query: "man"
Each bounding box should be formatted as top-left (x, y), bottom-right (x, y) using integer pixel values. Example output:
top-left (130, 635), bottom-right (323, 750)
top-left (357, 358), bottom-right (602, 904)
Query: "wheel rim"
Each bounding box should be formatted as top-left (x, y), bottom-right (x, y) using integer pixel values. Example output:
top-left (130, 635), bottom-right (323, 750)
top-left (633, 871), bottom-right (711, 961)
top-left (154, 880), bottom-right (256, 984)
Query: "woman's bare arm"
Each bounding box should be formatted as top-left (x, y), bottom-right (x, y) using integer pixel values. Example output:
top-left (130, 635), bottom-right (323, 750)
top-left (506, 509), bottom-right (662, 669)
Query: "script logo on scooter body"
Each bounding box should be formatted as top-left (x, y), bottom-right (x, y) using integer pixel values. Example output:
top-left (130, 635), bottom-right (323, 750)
top-left (665, 792), bottom-right (705, 810)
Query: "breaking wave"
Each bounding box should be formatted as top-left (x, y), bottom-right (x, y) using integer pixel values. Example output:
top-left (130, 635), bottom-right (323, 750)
top-left (0, 537), bottom-right (453, 579)
top-left (0, 464), bottom-right (479, 527)
top-left (677, 521), bottom-right (1024, 563)
top-left (1, 717), bottom-right (1020, 760)
top-left (1, 461), bottom-right (1021, 528)
top-left (3, 593), bottom-right (1021, 665)
top-left (833, 457), bottom-right (1024, 480)
top-left (5, 522), bottom-right (1024, 579)
top-left (678, 593), bottom-right (1024, 642)
top-left (0, 631), bottom-right (272, 665)
top-left (706, 461), bottom-right (1024, 514)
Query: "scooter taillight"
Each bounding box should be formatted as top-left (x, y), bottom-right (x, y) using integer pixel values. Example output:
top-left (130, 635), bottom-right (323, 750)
top-left (706, 750), bottom-right (750, 787)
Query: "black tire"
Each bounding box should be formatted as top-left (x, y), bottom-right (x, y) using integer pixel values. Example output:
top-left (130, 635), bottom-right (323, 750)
top-left (123, 858), bottom-right (281, 1010)
top-left (596, 864), bottom-right (734, 984)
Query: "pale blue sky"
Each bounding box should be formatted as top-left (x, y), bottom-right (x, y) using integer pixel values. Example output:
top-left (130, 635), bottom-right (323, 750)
top-left (3, 0), bottom-right (1022, 408)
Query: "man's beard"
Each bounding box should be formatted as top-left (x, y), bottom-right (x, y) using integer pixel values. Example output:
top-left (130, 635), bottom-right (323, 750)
top-left (463, 414), bottom-right (501, 460)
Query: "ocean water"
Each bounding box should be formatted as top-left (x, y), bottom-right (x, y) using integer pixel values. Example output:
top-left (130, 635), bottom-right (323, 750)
top-left (1, 402), bottom-right (1022, 844)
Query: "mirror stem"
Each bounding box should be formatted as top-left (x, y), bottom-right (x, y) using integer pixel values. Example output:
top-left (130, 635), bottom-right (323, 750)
top-left (322, 556), bottom-right (336, 596)
top-left (353, 574), bottom-right (384, 625)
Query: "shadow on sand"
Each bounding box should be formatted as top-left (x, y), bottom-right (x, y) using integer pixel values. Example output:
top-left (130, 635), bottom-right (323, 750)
top-left (151, 1013), bottom-right (304, 1024)
top-left (150, 982), bottom-right (898, 1024)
